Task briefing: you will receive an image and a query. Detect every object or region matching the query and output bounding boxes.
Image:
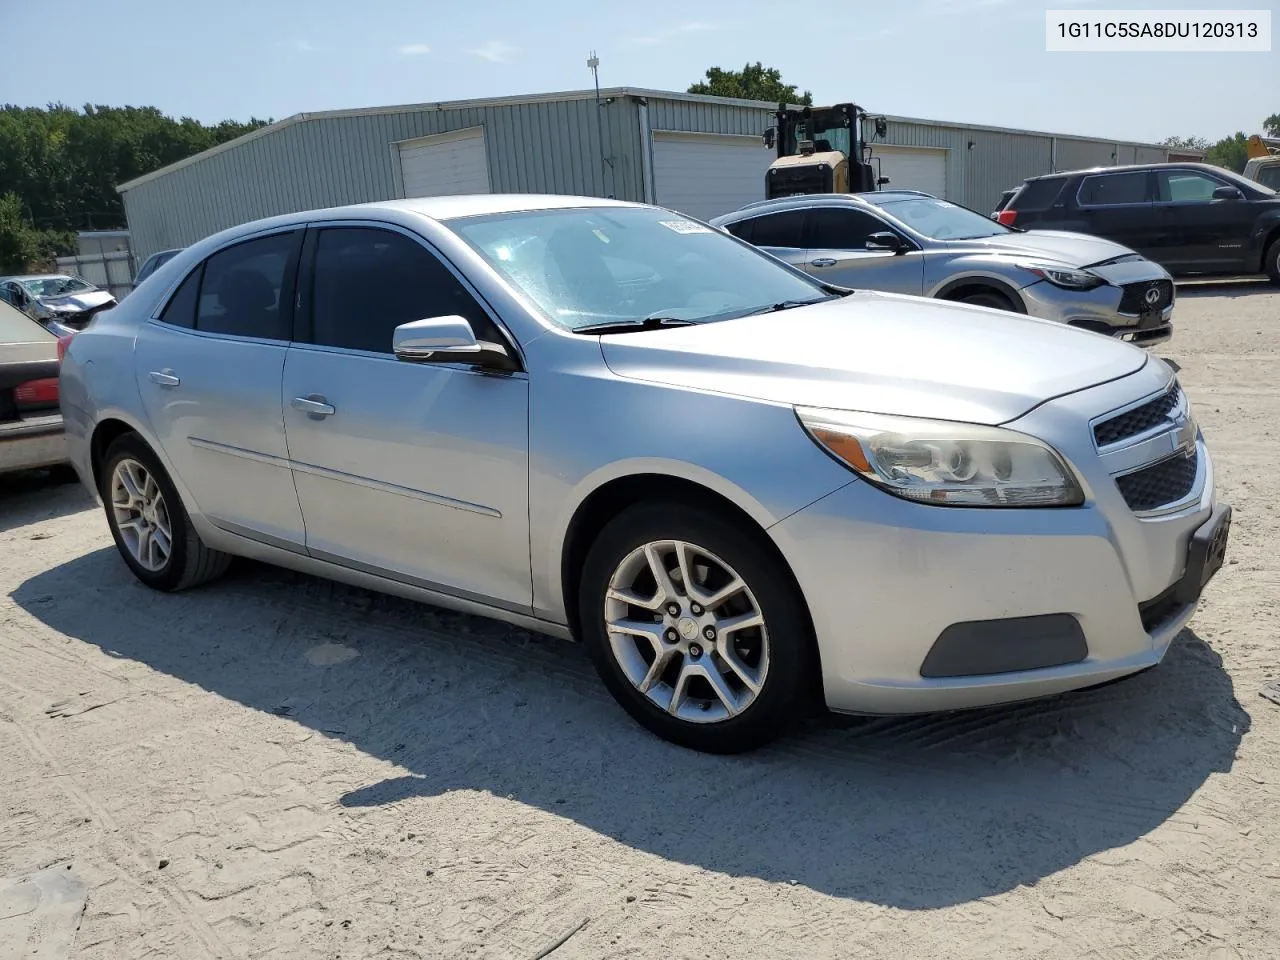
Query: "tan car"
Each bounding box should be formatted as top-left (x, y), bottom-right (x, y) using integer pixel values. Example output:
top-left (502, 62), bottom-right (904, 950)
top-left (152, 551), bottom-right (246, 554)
top-left (0, 299), bottom-right (74, 476)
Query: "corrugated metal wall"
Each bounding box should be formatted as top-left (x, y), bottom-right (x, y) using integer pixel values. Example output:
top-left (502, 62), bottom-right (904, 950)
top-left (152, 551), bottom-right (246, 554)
top-left (122, 97), bottom-right (643, 259)
top-left (960, 129), bottom-right (1054, 213)
top-left (121, 89), bottom-right (1172, 259)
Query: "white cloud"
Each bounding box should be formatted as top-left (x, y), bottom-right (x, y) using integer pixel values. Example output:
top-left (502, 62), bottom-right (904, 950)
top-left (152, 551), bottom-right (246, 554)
top-left (471, 40), bottom-right (516, 62)
top-left (398, 43), bottom-right (432, 56)
top-left (275, 39), bottom-right (318, 53)
top-left (629, 22), bottom-right (719, 45)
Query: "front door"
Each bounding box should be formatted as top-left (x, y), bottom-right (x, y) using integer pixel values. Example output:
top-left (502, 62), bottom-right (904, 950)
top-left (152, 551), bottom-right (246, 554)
top-left (801, 206), bottom-right (925, 294)
top-left (281, 224), bottom-right (532, 611)
top-left (1153, 168), bottom-right (1255, 273)
top-left (132, 229), bottom-right (307, 549)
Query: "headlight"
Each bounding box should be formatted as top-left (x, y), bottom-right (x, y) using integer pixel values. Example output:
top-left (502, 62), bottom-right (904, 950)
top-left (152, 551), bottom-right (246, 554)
top-left (1020, 264), bottom-right (1105, 291)
top-left (795, 407), bottom-right (1084, 507)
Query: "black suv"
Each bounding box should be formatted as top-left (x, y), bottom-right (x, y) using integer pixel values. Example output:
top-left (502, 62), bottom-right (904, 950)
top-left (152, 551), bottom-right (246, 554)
top-left (998, 163), bottom-right (1280, 284)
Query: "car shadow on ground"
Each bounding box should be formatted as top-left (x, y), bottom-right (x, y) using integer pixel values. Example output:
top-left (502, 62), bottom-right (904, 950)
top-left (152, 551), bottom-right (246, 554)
top-left (0, 468), bottom-right (92, 533)
top-left (13, 548), bottom-right (1249, 910)
top-left (1175, 278), bottom-right (1274, 299)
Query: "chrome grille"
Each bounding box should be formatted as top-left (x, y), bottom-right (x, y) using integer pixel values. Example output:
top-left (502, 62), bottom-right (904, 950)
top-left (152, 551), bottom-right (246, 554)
top-left (1115, 450), bottom-right (1198, 512)
top-left (1093, 387), bottom-right (1181, 448)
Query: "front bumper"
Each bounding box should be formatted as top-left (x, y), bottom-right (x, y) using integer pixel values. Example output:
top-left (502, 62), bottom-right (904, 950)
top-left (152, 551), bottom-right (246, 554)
top-left (0, 414), bottom-right (68, 475)
top-left (1020, 279), bottom-right (1173, 348)
top-left (769, 367), bottom-right (1222, 716)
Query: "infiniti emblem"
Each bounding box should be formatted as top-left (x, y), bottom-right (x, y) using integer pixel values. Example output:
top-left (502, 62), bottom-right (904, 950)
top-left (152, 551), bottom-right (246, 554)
top-left (1144, 285), bottom-right (1162, 306)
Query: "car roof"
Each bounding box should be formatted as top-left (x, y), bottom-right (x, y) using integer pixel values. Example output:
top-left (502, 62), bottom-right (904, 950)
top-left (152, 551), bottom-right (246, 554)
top-left (173, 194), bottom-right (652, 259)
top-left (1024, 161), bottom-right (1232, 181)
top-left (710, 190), bottom-right (941, 223)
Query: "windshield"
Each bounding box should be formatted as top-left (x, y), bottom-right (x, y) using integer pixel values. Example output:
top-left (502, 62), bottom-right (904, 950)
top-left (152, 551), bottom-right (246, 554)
top-left (869, 196), bottom-right (1011, 240)
top-left (450, 206), bottom-right (829, 331)
top-left (23, 276), bottom-right (96, 297)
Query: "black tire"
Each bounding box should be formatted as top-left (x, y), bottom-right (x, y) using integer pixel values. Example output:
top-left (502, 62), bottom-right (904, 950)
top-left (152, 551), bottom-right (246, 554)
top-left (100, 433), bottom-right (231, 591)
top-left (956, 289), bottom-right (1016, 312)
top-left (1265, 238), bottom-right (1280, 286)
top-left (578, 500), bottom-right (817, 754)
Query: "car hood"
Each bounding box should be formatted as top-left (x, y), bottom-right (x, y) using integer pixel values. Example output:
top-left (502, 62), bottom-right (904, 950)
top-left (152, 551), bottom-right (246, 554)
top-left (39, 289), bottom-right (114, 310)
top-left (959, 230), bottom-right (1148, 270)
top-left (599, 291), bottom-right (1148, 425)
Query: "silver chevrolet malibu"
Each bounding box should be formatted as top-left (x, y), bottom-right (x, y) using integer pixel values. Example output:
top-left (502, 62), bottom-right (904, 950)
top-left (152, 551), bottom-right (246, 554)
top-left (59, 195), bottom-right (1231, 754)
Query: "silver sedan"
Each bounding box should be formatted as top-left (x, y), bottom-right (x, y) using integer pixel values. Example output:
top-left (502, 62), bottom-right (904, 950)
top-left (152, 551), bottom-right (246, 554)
top-left (59, 195), bottom-right (1229, 753)
top-left (710, 192), bottom-right (1176, 347)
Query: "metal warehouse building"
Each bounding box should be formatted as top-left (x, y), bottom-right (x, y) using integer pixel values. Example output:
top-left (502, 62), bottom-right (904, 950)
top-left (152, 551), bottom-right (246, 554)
top-left (119, 87), bottom-right (1172, 259)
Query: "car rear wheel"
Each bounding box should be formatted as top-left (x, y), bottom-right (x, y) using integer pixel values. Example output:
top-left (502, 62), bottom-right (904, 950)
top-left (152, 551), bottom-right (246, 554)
top-left (578, 501), bottom-right (815, 753)
top-left (956, 289), bottom-right (1016, 312)
top-left (101, 434), bottom-right (231, 592)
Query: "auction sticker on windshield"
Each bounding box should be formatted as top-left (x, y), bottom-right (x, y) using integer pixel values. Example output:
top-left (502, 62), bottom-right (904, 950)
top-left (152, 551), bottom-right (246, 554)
top-left (660, 220), bottom-right (713, 235)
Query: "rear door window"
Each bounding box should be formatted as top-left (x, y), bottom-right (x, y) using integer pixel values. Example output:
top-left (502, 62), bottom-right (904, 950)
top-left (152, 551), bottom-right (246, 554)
top-left (743, 210), bottom-right (806, 249)
top-left (1077, 172), bottom-right (1150, 206)
top-left (195, 231), bottom-right (299, 340)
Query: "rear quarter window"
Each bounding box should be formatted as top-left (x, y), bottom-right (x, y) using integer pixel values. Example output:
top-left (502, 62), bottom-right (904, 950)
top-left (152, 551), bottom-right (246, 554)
top-left (1009, 177), bottom-right (1066, 211)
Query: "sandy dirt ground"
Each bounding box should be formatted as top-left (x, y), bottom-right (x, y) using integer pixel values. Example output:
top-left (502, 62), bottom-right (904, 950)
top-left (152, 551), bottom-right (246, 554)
top-left (1, 284), bottom-right (1277, 959)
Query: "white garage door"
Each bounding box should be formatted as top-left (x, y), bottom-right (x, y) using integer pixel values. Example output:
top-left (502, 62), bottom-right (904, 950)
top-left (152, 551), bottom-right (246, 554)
top-left (868, 146), bottom-right (947, 198)
top-left (397, 127), bottom-right (491, 198)
top-left (652, 132), bottom-right (774, 221)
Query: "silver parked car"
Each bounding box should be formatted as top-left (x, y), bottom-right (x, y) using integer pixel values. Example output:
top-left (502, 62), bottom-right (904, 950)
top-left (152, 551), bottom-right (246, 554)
top-left (710, 191), bottom-right (1176, 347)
top-left (0, 274), bottom-right (117, 330)
top-left (59, 195), bottom-right (1230, 754)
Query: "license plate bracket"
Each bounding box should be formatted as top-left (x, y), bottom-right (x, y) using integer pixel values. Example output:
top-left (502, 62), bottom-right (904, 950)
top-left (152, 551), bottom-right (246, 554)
top-left (1173, 503), bottom-right (1232, 606)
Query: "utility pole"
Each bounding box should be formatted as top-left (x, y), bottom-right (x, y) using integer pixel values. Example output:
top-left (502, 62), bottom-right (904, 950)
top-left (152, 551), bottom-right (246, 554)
top-left (587, 51), bottom-right (612, 198)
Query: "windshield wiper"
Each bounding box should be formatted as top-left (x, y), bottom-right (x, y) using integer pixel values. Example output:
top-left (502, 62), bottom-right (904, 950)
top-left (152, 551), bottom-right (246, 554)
top-left (572, 316), bottom-right (698, 335)
top-left (742, 295), bottom-right (837, 317)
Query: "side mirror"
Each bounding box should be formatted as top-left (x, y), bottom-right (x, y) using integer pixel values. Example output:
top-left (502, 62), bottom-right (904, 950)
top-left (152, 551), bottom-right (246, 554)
top-left (866, 231), bottom-right (905, 253)
top-left (762, 127), bottom-right (776, 149)
top-left (1211, 185), bottom-right (1243, 201)
top-left (392, 315), bottom-right (517, 370)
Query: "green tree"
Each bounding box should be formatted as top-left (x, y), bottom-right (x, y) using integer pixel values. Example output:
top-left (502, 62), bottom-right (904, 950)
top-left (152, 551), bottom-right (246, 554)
top-left (1205, 132), bottom-right (1249, 173)
top-left (688, 63), bottom-right (813, 106)
top-left (1160, 135), bottom-right (1210, 152)
top-left (0, 192), bottom-right (40, 274)
top-left (0, 103), bottom-right (269, 250)
top-left (1264, 113), bottom-right (1280, 137)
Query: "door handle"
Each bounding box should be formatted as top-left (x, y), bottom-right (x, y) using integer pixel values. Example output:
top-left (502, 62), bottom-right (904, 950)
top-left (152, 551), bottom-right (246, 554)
top-left (810, 258), bottom-right (837, 267)
top-left (292, 395), bottom-right (336, 417)
top-left (148, 370), bottom-right (180, 387)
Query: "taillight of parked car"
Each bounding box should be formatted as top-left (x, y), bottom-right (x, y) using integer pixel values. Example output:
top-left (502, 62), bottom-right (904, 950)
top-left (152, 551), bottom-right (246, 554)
top-left (996, 209), bottom-right (1018, 227)
top-left (15, 378), bottom-right (59, 410)
top-left (56, 332), bottom-right (76, 362)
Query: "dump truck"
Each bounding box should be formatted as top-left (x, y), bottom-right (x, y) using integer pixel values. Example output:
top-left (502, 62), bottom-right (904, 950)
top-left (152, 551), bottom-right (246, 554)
top-left (761, 103), bottom-right (890, 199)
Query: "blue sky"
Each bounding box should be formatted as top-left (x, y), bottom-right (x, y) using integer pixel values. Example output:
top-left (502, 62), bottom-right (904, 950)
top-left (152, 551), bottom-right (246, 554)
top-left (2, 0), bottom-right (1274, 144)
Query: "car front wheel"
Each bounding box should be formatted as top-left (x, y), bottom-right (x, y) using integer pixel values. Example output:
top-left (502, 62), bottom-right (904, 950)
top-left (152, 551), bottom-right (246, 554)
top-left (100, 434), bottom-right (231, 591)
top-left (578, 501), bottom-right (816, 753)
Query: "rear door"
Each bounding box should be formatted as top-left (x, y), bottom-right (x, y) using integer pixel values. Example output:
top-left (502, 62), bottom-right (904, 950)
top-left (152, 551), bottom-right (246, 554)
top-left (801, 206), bottom-right (925, 294)
top-left (132, 229), bottom-right (308, 549)
top-left (1072, 170), bottom-right (1162, 258)
top-left (722, 210), bottom-right (808, 270)
top-left (1153, 168), bottom-right (1254, 273)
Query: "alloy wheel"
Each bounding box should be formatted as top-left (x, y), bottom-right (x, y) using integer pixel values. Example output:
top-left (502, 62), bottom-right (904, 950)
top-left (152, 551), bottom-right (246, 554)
top-left (603, 539), bottom-right (770, 723)
top-left (110, 457), bottom-right (173, 573)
